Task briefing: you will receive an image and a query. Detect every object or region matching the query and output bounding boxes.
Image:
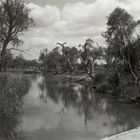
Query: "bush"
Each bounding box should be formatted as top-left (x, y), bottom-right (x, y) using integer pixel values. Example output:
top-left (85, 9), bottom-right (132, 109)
top-left (0, 73), bottom-right (31, 118)
top-left (94, 69), bottom-right (120, 93)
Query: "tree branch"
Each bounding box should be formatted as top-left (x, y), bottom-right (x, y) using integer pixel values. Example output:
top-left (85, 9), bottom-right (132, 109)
top-left (56, 42), bottom-right (67, 48)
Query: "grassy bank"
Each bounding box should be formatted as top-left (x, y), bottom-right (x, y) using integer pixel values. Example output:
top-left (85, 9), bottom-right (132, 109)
top-left (0, 73), bottom-right (31, 118)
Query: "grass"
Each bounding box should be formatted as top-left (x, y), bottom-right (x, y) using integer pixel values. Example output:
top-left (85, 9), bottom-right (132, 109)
top-left (0, 73), bottom-right (31, 118)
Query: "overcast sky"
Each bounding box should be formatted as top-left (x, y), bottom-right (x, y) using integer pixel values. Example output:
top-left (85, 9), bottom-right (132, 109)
top-left (17, 0), bottom-right (140, 59)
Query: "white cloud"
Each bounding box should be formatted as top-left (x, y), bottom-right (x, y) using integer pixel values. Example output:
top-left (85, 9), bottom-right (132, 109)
top-left (28, 3), bottom-right (60, 27)
top-left (18, 0), bottom-right (140, 59)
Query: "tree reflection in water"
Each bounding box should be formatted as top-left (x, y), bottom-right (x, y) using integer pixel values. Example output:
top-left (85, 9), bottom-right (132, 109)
top-left (38, 76), bottom-right (140, 135)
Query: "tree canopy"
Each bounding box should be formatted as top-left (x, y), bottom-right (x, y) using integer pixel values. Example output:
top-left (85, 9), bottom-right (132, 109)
top-left (104, 7), bottom-right (140, 83)
top-left (0, 0), bottom-right (33, 71)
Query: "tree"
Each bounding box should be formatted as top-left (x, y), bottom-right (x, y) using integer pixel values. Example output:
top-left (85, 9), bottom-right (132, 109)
top-left (104, 7), bottom-right (140, 83)
top-left (0, 0), bottom-right (33, 71)
top-left (79, 39), bottom-right (105, 81)
top-left (57, 42), bottom-right (79, 72)
top-left (39, 49), bottom-right (48, 63)
top-left (61, 47), bottom-right (79, 72)
top-left (41, 47), bottom-right (62, 73)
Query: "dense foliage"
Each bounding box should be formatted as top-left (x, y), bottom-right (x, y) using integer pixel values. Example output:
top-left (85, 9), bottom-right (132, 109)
top-left (39, 40), bottom-right (105, 76)
top-left (0, 0), bottom-right (33, 71)
top-left (96, 7), bottom-right (140, 98)
top-left (103, 7), bottom-right (140, 83)
top-left (39, 46), bottom-right (80, 74)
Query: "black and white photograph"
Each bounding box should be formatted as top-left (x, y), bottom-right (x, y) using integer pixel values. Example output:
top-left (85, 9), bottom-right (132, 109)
top-left (0, 0), bottom-right (140, 140)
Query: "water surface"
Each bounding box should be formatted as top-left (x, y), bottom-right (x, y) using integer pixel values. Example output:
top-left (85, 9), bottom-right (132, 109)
top-left (1, 74), bottom-right (140, 140)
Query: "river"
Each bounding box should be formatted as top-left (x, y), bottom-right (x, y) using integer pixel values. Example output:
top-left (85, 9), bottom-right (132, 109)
top-left (1, 74), bottom-right (140, 140)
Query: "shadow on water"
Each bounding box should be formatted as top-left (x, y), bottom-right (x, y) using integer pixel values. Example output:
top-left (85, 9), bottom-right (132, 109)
top-left (1, 74), bottom-right (140, 140)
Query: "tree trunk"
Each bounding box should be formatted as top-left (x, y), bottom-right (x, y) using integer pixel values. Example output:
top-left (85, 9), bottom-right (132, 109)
top-left (0, 43), bottom-right (8, 72)
top-left (128, 60), bottom-right (138, 84)
top-left (87, 60), bottom-right (95, 81)
top-left (91, 61), bottom-right (94, 75)
top-left (0, 51), bottom-right (6, 72)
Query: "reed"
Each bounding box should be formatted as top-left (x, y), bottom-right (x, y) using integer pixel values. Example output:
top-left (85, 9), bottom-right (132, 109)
top-left (0, 73), bottom-right (31, 118)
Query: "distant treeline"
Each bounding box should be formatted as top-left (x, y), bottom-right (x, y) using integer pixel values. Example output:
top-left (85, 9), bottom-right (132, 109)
top-left (39, 41), bottom-right (105, 76)
top-left (4, 51), bottom-right (38, 69)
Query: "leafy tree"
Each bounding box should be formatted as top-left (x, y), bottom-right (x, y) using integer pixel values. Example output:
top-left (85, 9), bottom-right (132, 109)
top-left (61, 47), bottom-right (79, 72)
top-left (104, 7), bottom-right (140, 83)
top-left (41, 47), bottom-right (62, 73)
top-left (0, 0), bottom-right (33, 71)
top-left (57, 42), bottom-right (79, 72)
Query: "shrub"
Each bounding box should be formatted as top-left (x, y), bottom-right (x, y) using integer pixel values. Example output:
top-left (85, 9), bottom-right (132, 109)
top-left (94, 69), bottom-right (120, 93)
top-left (93, 71), bottom-right (107, 85)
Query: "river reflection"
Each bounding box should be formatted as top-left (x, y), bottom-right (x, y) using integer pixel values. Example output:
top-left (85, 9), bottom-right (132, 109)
top-left (44, 76), bottom-right (140, 135)
top-left (1, 74), bottom-right (140, 140)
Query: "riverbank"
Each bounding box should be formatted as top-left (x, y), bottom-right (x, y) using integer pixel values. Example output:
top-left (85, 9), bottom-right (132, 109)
top-left (102, 127), bottom-right (140, 140)
top-left (45, 72), bottom-right (93, 86)
top-left (45, 72), bottom-right (140, 106)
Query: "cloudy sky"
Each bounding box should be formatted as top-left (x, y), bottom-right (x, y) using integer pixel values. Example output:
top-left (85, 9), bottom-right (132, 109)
top-left (17, 0), bottom-right (140, 59)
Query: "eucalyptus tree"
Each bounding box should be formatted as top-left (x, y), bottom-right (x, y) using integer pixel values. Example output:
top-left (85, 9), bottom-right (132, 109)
top-left (0, 0), bottom-right (33, 71)
top-left (104, 7), bottom-right (140, 83)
